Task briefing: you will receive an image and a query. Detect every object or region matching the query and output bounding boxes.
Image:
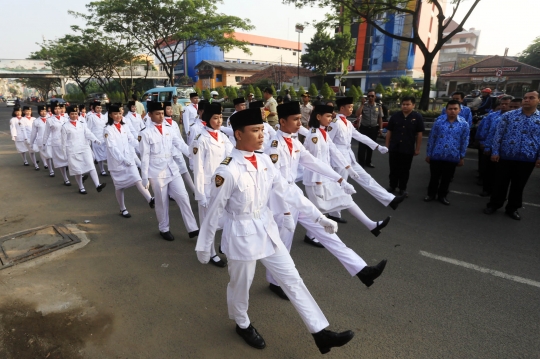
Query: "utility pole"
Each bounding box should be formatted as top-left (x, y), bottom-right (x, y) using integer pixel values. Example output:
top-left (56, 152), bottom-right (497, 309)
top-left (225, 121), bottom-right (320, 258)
top-left (295, 24), bottom-right (304, 89)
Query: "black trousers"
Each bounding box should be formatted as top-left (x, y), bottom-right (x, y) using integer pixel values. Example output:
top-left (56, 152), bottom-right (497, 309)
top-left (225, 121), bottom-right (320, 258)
top-left (428, 160), bottom-right (457, 198)
top-left (488, 159), bottom-right (535, 212)
top-left (357, 125), bottom-right (379, 166)
top-left (478, 148), bottom-right (487, 179)
top-left (482, 154), bottom-right (498, 193)
top-left (388, 152), bottom-right (414, 190)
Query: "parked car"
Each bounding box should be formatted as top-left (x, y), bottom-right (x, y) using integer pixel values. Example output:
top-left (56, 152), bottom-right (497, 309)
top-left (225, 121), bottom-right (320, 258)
top-left (46, 98), bottom-right (68, 105)
top-left (6, 98), bottom-right (16, 107)
top-left (141, 86), bottom-right (195, 112)
top-left (85, 93), bottom-right (110, 105)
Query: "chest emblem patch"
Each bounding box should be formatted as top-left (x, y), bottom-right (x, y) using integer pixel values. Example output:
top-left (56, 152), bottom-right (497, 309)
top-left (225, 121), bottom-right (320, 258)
top-left (193, 147), bottom-right (198, 155)
top-left (312, 137), bottom-right (318, 144)
top-left (215, 175), bottom-right (224, 187)
top-left (270, 154), bottom-right (279, 163)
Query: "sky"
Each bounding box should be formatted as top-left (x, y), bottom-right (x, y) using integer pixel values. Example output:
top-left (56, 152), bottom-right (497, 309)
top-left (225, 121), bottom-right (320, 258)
top-left (0, 0), bottom-right (537, 60)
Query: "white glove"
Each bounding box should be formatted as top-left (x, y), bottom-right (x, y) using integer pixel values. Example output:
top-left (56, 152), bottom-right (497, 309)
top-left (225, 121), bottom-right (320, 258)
top-left (124, 160), bottom-right (131, 166)
top-left (377, 145), bottom-right (389, 154)
top-left (196, 250), bottom-right (210, 264)
top-left (318, 216), bottom-right (338, 234)
top-left (94, 140), bottom-right (102, 145)
top-left (346, 167), bottom-right (359, 179)
top-left (340, 181), bottom-right (356, 195)
top-left (142, 179), bottom-right (149, 189)
top-left (313, 185), bottom-right (324, 199)
top-left (199, 199), bottom-right (208, 208)
top-left (283, 214), bottom-right (295, 232)
top-left (25, 139), bottom-right (30, 145)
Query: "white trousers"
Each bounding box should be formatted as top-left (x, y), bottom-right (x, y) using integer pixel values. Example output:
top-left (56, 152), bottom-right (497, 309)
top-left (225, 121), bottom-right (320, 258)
top-left (228, 244), bottom-right (329, 333)
top-left (267, 208), bottom-right (367, 286)
top-left (150, 176), bottom-right (198, 233)
top-left (197, 203), bottom-right (217, 257)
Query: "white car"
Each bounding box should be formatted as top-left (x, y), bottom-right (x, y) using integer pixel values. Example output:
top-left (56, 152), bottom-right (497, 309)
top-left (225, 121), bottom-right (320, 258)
top-left (6, 98), bottom-right (15, 107)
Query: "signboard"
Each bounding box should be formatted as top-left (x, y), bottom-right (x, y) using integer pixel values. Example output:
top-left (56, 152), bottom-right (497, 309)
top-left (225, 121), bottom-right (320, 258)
top-left (0, 59), bottom-right (51, 74)
top-left (470, 66), bottom-right (521, 74)
top-left (496, 68), bottom-right (503, 77)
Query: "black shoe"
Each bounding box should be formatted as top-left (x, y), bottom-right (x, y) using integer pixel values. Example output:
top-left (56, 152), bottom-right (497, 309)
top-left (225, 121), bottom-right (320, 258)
top-left (209, 255), bottom-right (227, 268)
top-left (398, 189), bottom-right (409, 197)
top-left (94, 160), bottom-right (98, 164)
top-left (82, 174), bottom-right (88, 182)
top-left (160, 231), bottom-right (175, 241)
top-left (424, 195), bottom-right (435, 202)
top-left (44, 165), bottom-right (48, 169)
top-left (438, 197), bottom-right (450, 205)
top-left (365, 163), bottom-right (375, 168)
top-left (386, 187), bottom-right (395, 194)
top-left (188, 230), bottom-right (199, 238)
top-left (36, 160), bottom-right (39, 164)
top-left (35, 166), bottom-right (40, 171)
top-left (120, 209), bottom-right (131, 218)
top-left (236, 324), bottom-right (266, 349)
top-left (483, 207), bottom-right (497, 215)
top-left (326, 215), bottom-right (347, 224)
top-left (304, 236), bottom-right (324, 248)
top-left (64, 180), bottom-right (71, 186)
top-left (479, 191), bottom-right (491, 197)
top-left (149, 197), bottom-right (155, 209)
top-left (389, 194), bottom-right (405, 210)
top-left (96, 183), bottom-right (106, 192)
top-left (79, 189), bottom-right (87, 195)
top-left (268, 283), bottom-right (289, 300)
top-left (357, 259), bottom-right (387, 287)
top-left (505, 210), bottom-right (521, 221)
top-left (23, 162), bottom-right (29, 166)
top-left (49, 172), bottom-right (55, 177)
top-left (312, 329), bottom-right (355, 354)
top-left (371, 216), bottom-right (391, 237)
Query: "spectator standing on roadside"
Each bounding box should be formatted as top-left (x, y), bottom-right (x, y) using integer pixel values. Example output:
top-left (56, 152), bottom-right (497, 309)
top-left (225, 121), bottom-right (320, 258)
top-left (385, 96), bottom-right (424, 197)
top-left (300, 93), bottom-right (313, 128)
top-left (283, 89), bottom-right (291, 103)
top-left (263, 87), bottom-right (278, 128)
top-left (477, 88), bottom-right (495, 116)
top-left (171, 95), bottom-right (184, 134)
top-left (356, 89), bottom-right (383, 168)
top-left (132, 94), bottom-right (146, 118)
top-left (245, 93), bottom-right (255, 108)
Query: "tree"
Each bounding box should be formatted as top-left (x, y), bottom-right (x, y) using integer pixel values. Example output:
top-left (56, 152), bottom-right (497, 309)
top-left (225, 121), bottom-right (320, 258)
top-left (72, 0), bottom-right (253, 86)
top-left (518, 36), bottom-right (540, 69)
top-left (202, 89), bottom-right (211, 101)
top-left (194, 85), bottom-right (202, 97)
top-left (270, 84), bottom-right (277, 97)
top-left (320, 83), bottom-right (335, 100)
top-left (227, 87), bottom-right (238, 100)
top-left (457, 56), bottom-right (482, 70)
top-left (247, 84), bottom-right (255, 96)
top-left (347, 85), bottom-right (360, 103)
top-left (375, 83), bottom-right (385, 94)
top-left (301, 25), bottom-right (355, 77)
top-left (237, 88), bottom-right (245, 98)
top-left (289, 86), bottom-right (298, 99)
top-left (308, 83), bottom-right (318, 96)
top-left (279, 84), bottom-right (289, 97)
top-left (298, 86), bottom-right (306, 98)
top-left (217, 86), bottom-right (227, 99)
top-left (392, 75), bottom-right (415, 89)
top-left (286, 0), bottom-right (481, 110)
top-left (254, 87), bottom-right (262, 99)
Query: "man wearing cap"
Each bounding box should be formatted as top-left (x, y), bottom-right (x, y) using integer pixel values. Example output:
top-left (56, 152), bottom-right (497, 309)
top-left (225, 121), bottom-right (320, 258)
top-left (132, 94), bottom-right (146, 118)
top-left (30, 105), bottom-right (54, 176)
top-left (477, 88), bottom-right (495, 116)
top-left (266, 101), bottom-right (388, 295)
top-left (300, 93), bottom-right (313, 129)
top-left (356, 89), bottom-right (383, 168)
top-left (263, 88), bottom-right (278, 128)
top-left (245, 93), bottom-right (255, 108)
top-left (183, 92), bottom-right (200, 131)
top-left (139, 101), bottom-right (199, 241)
top-left (86, 101), bottom-right (109, 176)
top-left (195, 107), bottom-right (355, 354)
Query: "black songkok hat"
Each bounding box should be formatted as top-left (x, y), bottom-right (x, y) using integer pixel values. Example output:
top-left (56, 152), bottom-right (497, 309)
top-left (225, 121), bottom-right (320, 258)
top-left (229, 107), bottom-right (263, 131)
top-left (197, 100), bottom-right (209, 111)
top-left (50, 102), bottom-right (59, 110)
top-left (58, 102), bottom-right (66, 108)
top-left (108, 105), bottom-right (120, 113)
top-left (233, 97), bottom-right (245, 105)
top-left (22, 106), bottom-right (30, 111)
top-left (312, 105), bottom-right (335, 115)
top-left (249, 100), bottom-right (264, 109)
top-left (277, 101), bottom-right (301, 119)
top-left (105, 103), bottom-right (111, 111)
top-left (202, 103), bottom-right (222, 122)
top-left (163, 101), bottom-right (172, 108)
top-left (114, 102), bottom-right (123, 108)
top-left (92, 100), bottom-right (102, 107)
top-left (66, 105), bottom-right (78, 114)
top-left (190, 92), bottom-right (199, 98)
top-left (128, 101), bottom-right (136, 107)
top-left (335, 97), bottom-right (354, 108)
top-left (37, 105), bottom-right (46, 112)
top-left (147, 101), bottom-right (164, 112)
top-left (78, 104), bottom-right (86, 111)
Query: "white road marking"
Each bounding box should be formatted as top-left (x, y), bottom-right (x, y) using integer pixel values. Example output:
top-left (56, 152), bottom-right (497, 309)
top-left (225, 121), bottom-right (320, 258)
top-left (419, 250), bottom-right (540, 289)
top-left (449, 190), bottom-right (540, 208)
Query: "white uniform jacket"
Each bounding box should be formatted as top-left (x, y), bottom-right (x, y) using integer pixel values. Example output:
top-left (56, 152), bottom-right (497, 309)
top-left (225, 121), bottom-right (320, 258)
top-left (187, 118), bottom-right (205, 146)
top-left (139, 121), bottom-right (185, 180)
top-left (190, 129), bottom-right (233, 201)
top-left (86, 112), bottom-right (107, 142)
top-left (104, 124), bottom-right (138, 170)
top-left (42, 115), bottom-right (67, 147)
top-left (124, 111), bottom-right (145, 139)
top-left (10, 117), bottom-right (29, 142)
top-left (183, 103), bottom-right (198, 129)
top-left (327, 114), bottom-right (378, 164)
top-left (165, 118), bottom-right (190, 157)
top-left (302, 128), bottom-right (351, 186)
top-left (61, 121), bottom-right (98, 175)
top-left (30, 117), bottom-right (49, 147)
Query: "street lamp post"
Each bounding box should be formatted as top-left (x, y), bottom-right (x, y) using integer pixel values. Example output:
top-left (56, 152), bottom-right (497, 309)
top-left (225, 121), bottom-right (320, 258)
top-left (295, 24), bottom-right (304, 88)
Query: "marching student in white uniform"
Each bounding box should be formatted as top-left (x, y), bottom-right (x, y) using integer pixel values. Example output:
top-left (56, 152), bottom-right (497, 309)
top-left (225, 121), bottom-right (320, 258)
top-left (139, 101), bottom-right (199, 241)
top-left (195, 108), bottom-right (355, 354)
top-left (190, 103), bottom-right (233, 267)
top-left (30, 105), bottom-right (54, 175)
top-left (265, 102), bottom-right (388, 298)
top-left (326, 97), bottom-right (404, 223)
top-left (21, 106), bottom-right (40, 170)
top-left (247, 100), bottom-right (277, 151)
top-left (104, 105), bottom-right (154, 217)
top-left (42, 103), bottom-right (71, 185)
top-left (124, 101), bottom-right (145, 148)
top-left (78, 104), bottom-right (87, 123)
top-left (9, 106), bottom-right (31, 166)
top-left (183, 92), bottom-right (200, 131)
top-left (186, 100), bottom-right (208, 146)
top-left (61, 106), bottom-right (106, 194)
top-left (303, 105), bottom-right (391, 238)
top-left (163, 101), bottom-right (195, 193)
top-left (86, 101), bottom-right (109, 176)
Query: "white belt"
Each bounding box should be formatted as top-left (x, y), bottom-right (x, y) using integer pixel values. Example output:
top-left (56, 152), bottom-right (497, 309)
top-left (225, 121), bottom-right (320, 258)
top-left (150, 154), bottom-right (171, 158)
top-left (226, 208), bottom-right (264, 220)
top-left (336, 144), bottom-right (351, 150)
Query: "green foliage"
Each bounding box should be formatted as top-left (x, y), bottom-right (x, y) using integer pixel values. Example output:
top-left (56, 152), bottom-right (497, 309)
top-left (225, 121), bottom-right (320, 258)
top-left (247, 84), bottom-right (255, 96)
top-left (279, 84), bottom-right (288, 97)
top-left (289, 86), bottom-right (297, 99)
top-left (391, 75), bottom-right (414, 89)
top-left (518, 36), bottom-right (540, 69)
top-left (320, 83), bottom-right (335, 100)
top-left (270, 85), bottom-right (277, 97)
top-left (298, 86), bottom-right (306, 98)
top-left (194, 85), bottom-right (202, 97)
top-left (202, 89), bottom-right (211, 101)
top-left (308, 83), bottom-right (318, 96)
top-left (374, 83), bottom-right (385, 95)
top-left (348, 85), bottom-right (360, 103)
top-left (217, 86), bottom-right (227, 99)
top-left (254, 87), bottom-right (262, 99)
top-left (227, 87), bottom-right (238, 100)
top-left (237, 88), bottom-right (245, 98)
top-left (356, 85), bottom-right (364, 98)
top-left (253, 78), bottom-right (273, 90)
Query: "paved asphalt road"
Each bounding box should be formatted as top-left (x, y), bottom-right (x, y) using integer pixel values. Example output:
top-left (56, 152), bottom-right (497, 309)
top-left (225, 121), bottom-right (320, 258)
top-left (0, 103), bottom-right (539, 358)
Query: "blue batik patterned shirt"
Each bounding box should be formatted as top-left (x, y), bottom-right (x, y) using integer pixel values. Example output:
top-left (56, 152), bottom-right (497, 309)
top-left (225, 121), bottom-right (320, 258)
top-left (475, 110), bottom-right (501, 145)
top-left (441, 104), bottom-right (473, 128)
top-left (491, 109), bottom-right (540, 162)
top-left (427, 115), bottom-right (469, 163)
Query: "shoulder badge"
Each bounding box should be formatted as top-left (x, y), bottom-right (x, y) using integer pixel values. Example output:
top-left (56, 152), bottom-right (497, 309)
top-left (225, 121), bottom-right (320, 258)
top-left (311, 128), bottom-right (316, 133)
top-left (215, 175), bottom-right (225, 187)
top-left (137, 135), bottom-right (141, 142)
top-left (190, 123), bottom-right (195, 127)
top-left (104, 133), bottom-right (108, 138)
top-left (140, 127), bottom-right (146, 131)
top-left (327, 126), bottom-right (333, 132)
top-left (271, 140), bottom-right (278, 148)
top-left (193, 147), bottom-right (198, 155)
top-left (195, 134), bottom-right (201, 140)
top-left (221, 157), bottom-right (232, 165)
top-left (270, 154), bottom-right (279, 163)
top-left (332, 118), bottom-right (338, 123)
top-left (312, 137), bottom-right (318, 144)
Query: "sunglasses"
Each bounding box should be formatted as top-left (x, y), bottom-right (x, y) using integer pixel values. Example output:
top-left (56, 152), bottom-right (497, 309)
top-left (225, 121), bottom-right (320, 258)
top-left (367, 95), bottom-right (375, 98)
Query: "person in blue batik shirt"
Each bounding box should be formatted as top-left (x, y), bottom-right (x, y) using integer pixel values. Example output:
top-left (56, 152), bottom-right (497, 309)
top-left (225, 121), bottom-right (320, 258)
top-left (424, 100), bottom-right (469, 205)
top-left (483, 91), bottom-right (540, 220)
top-left (441, 91), bottom-right (473, 128)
